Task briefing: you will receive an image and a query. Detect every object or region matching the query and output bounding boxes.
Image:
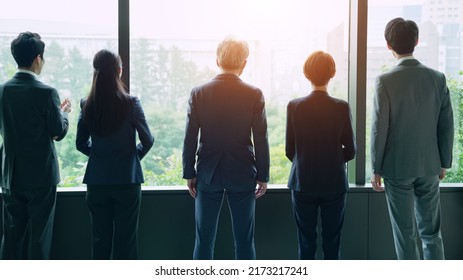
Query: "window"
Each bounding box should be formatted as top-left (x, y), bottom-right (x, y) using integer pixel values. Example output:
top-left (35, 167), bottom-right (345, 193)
top-left (130, 0), bottom-right (349, 186)
top-left (0, 0), bottom-right (117, 187)
top-left (2, 0), bottom-right (461, 188)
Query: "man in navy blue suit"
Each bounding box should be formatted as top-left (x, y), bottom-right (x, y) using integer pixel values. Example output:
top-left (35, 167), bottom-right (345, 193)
top-left (0, 32), bottom-right (71, 259)
top-left (286, 51), bottom-right (356, 259)
top-left (182, 36), bottom-right (270, 260)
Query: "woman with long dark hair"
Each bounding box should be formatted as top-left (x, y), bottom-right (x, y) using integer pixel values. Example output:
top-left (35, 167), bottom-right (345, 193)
top-left (76, 49), bottom-right (154, 259)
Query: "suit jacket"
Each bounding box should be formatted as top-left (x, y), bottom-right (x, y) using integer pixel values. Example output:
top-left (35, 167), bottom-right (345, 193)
top-left (182, 74), bottom-right (270, 191)
top-left (371, 58), bottom-right (454, 179)
top-left (286, 91), bottom-right (356, 193)
top-left (0, 72), bottom-right (69, 190)
top-left (76, 96), bottom-right (154, 185)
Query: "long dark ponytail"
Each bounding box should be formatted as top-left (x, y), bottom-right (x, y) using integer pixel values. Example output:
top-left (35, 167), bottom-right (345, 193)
top-left (83, 49), bottom-right (130, 136)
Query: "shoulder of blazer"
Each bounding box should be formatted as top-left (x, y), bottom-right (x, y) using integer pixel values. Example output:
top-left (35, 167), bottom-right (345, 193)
top-left (79, 97), bottom-right (87, 109)
top-left (288, 95), bottom-right (307, 107)
top-left (388, 59), bottom-right (445, 82)
top-left (328, 95), bottom-right (349, 107)
top-left (128, 94), bottom-right (140, 104)
top-left (128, 95), bottom-right (142, 112)
top-left (12, 72), bottom-right (51, 88)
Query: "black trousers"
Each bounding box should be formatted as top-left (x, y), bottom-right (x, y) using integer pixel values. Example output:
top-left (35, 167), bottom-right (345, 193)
top-left (86, 184), bottom-right (141, 260)
top-left (1, 185), bottom-right (57, 260)
top-left (291, 190), bottom-right (346, 260)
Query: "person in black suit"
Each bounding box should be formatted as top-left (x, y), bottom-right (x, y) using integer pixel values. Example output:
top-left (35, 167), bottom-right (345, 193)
top-left (76, 49), bottom-right (154, 259)
top-left (182, 36), bottom-right (270, 260)
top-left (0, 32), bottom-right (71, 259)
top-left (286, 51), bottom-right (356, 259)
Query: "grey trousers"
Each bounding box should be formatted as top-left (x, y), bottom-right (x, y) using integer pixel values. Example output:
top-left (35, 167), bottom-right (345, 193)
top-left (384, 176), bottom-right (444, 260)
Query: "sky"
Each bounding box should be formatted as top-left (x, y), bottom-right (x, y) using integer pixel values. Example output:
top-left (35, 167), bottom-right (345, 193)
top-left (130, 0), bottom-right (348, 39)
top-left (0, 0), bottom-right (117, 26)
top-left (0, 0), bottom-right (351, 40)
top-left (0, 0), bottom-right (430, 41)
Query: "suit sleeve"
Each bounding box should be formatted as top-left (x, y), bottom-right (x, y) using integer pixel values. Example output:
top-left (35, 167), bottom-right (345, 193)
top-left (76, 99), bottom-right (91, 157)
top-left (132, 97), bottom-right (154, 160)
top-left (437, 82), bottom-right (454, 169)
top-left (341, 103), bottom-right (356, 162)
top-left (252, 91), bottom-right (270, 182)
top-left (47, 88), bottom-right (68, 142)
top-left (285, 102), bottom-right (295, 162)
top-left (182, 90), bottom-right (200, 179)
top-left (371, 77), bottom-right (390, 174)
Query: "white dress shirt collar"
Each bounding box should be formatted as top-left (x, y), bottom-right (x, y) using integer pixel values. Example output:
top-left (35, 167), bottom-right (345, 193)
top-left (17, 69), bottom-right (39, 80)
top-left (396, 55), bottom-right (415, 65)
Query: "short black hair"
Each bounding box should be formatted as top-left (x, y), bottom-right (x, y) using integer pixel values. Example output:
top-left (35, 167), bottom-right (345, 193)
top-left (11, 32), bottom-right (45, 68)
top-left (384, 17), bottom-right (419, 55)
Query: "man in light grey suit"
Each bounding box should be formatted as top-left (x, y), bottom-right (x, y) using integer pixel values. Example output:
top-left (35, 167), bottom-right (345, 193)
top-left (371, 18), bottom-right (454, 260)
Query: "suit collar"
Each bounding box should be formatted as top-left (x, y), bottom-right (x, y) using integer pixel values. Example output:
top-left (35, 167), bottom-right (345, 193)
top-left (14, 71), bottom-right (38, 80)
top-left (310, 90), bottom-right (329, 96)
top-left (397, 58), bottom-right (420, 67)
top-left (213, 73), bottom-right (241, 81)
top-left (396, 55), bottom-right (414, 64)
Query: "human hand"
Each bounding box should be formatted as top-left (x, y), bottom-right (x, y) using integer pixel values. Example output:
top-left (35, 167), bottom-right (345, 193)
top-left (61, 98), bottom-right (72, 113)
top-left (255, 181), bottom-right (267, 198)
top-left (439, 168), bottom-right (446, 180)
top-left (187, 177), bottom-right (197, 198)
top-left (371, 174), bottom-right (385, 192)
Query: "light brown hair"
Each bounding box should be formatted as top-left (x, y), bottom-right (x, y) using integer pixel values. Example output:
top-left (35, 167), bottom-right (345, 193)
top-left (303, 51), bottom-right (336, 86)
top-left (216, 36), bottom-right (249, 70)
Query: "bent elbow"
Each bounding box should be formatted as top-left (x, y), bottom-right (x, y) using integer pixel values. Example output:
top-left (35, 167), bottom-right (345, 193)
top-left (75, 141), bottom-right (91, 157)
top-left (346, 151), bottom-right (356, 162)
top-left (144, 136), bottom-right (155, 151)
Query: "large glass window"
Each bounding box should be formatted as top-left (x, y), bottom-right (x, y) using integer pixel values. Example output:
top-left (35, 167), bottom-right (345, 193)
top-left (366, 0), bottom-right (463, 183)
top-left (5, 1), bottom-right (460, 188)
top-left (131, 0), bottom-right (349, 186)
top-left (0, 0), bottom-right (117, 187)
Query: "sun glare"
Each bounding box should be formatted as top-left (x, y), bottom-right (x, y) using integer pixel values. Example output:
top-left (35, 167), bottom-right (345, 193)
top-left (245, 0), bottom-right (281, 20)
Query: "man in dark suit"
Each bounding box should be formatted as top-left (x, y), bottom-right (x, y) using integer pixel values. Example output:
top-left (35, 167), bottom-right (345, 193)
top-left (371, 18), bottom-right (454, 259)
top-left (182, 36), bottom-right (270, 260)
top-left (286, 51), bottom-right (356, 259)
top-left (0, 32), bottom-right (71, 259)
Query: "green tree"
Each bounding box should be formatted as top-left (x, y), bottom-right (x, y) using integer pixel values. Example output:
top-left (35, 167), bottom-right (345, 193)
top-left (131, 38), bottom-right (156, 103)
top-left (42, 41), bottom-right (68, 90)
top-left (0, 37), bottom-right (16, 81)
top-left (64, 47), bottom-right (92, 101)
top-left (269, 144), bottom-right (291, 184)
top-left (130, 42), bottom-right (214, 186)
top-left (444, 72), bottom-right (463, 182)
top-left (154, 45), bottom-right (170, 99)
